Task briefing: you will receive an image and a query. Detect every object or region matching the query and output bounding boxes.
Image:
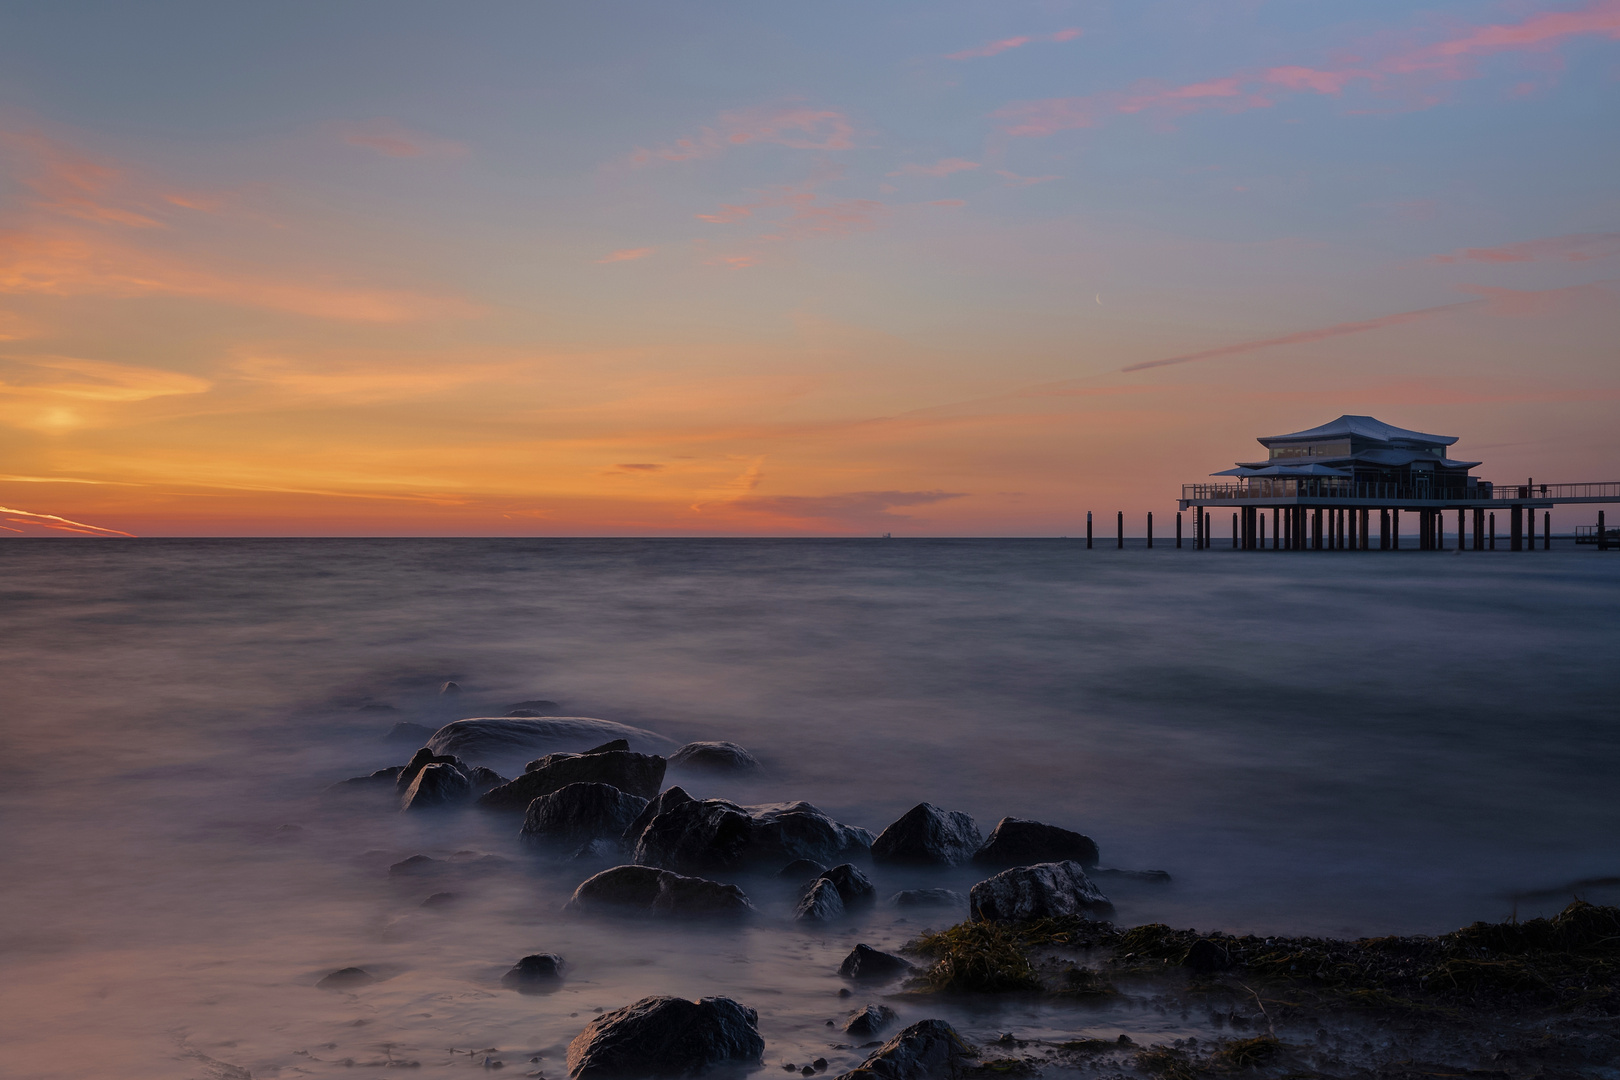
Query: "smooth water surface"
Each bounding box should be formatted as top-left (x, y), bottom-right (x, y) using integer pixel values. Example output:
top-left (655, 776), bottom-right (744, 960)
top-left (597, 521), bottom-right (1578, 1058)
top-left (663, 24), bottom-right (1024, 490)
top-left (2, 539), bottom-right (1617, 1078)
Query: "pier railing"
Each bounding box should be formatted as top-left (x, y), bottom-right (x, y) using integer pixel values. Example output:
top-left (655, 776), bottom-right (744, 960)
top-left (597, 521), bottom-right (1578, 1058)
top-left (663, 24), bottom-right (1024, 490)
top-left (1487, 482), bottom-right (1620, 501)
top-left (1181, 479), bottom-right (1488, 503)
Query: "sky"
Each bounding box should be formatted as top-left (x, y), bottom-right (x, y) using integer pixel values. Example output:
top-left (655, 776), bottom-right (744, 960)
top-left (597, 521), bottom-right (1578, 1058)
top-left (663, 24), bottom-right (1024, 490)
top-left (0, 0), bottom-right (1617, 537)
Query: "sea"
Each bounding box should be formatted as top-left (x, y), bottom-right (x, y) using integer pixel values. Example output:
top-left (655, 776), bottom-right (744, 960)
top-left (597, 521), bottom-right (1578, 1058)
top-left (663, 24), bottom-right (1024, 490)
top-left (2, 538), bottom-right (1617, 1078)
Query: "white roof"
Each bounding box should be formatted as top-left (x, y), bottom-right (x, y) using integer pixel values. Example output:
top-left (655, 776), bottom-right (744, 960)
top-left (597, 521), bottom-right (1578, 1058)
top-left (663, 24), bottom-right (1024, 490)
top-left (1259, 415), bottom-right (1457, 447)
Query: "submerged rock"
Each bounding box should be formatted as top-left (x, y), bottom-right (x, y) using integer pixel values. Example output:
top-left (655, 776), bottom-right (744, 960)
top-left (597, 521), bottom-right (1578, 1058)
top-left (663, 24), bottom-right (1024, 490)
top-left (969, 860), bottom-right (1113, 922)
top-left (833, 1019), bottom-right (972, 1080)
top-left (842, 1004), bottom-right (899, 1038)
top-left (565, 864), bottom-right (753, 919)
top-left (971, 817), bottom-right (1100, 869)
top-left (395, 747), bottom-right (471, 794)
top-left (622, 786), bottom-right (695, 845)
top-left (316, 967), bottom-right (375, 990)
top-left (501, 952), bottom-right (565, 992)
top-left (837, 944), bottom-right (914, 982)
top-left (464, 765), bottom-right (508, 793)
top-left (388, 854), bottom-right (444, 876)
top-left (871, 804), bottom-right (982, 867)
top-left (794, 877), bottom-right (846, 922)
top-left (816, 863), bottom-right (877, 907)
top-left (328, 765), bottom-right (404, 791)
top-left (1093, 867), bottom-right (1172, 884)
top-left (385, 721), bottom-right (437, 743)
top-left (439, 681), bottom-right (461, 695)
top-left (400, 762), bottom-right (472, 810)
top-left (634, 797), bottom-right (873, 874)
top-left (887, 888), bottom-right (964, 910)
top-left (481, 749), bottom-right (666, 811)
top-left (565, 996), bottom-right (763, 1080)
top-left (570, 837), bottom-right (625, 863)
top-left (420, 891), bottom-right (458, 908)
top-left (521, 782), bottom-right (649, 846)
top-left (669, 741), bottom-right (761, 772)
top-left (776, 858), bottom-right (827, 880)
top-left (426, 716), bottom-right (672, 763)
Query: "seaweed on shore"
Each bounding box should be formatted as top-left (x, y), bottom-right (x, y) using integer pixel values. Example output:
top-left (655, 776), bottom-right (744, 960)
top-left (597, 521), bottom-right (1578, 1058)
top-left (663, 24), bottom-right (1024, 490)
top-left (901, 900), bottom-right (1620, 1012)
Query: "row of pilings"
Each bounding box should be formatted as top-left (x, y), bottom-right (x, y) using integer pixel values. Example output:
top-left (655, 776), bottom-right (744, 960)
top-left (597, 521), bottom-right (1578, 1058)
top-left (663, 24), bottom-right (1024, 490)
top-left (1081, 506), bottom-right (1561, 550)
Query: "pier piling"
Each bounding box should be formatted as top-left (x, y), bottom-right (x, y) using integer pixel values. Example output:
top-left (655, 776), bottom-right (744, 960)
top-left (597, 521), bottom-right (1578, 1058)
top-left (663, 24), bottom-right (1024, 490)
top-left (1544, 511), bottom-right (1551, 550)
top-left (1147, 511), bottom-right (1154, 549)
top-left (1176, 512), bottom-right (1182, 548)
top-left (1086, 511), bottom-right (1092, 549)
top-left (1117, 511), bottom-right (1123, 549)
top-left (1601, 511), bottom-right (1608, 552)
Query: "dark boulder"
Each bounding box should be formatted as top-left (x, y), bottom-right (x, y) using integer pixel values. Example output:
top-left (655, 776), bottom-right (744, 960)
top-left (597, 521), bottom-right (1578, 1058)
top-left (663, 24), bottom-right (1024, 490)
top-left (971, 817), bottom-right (1100, 870)
top-left (669, 741), bottom-right (761, 772)
top-left (388, 854), bottom-right (444, 877)
top-left (968, 860), bottom-right (1113, 922)
top-left (833, 1019), bottom-right (973, 1080)
top-left (521, 783), bottom-right (649, 846)
top-left (328, 765), bottom-right (404, 791)
top-left (634, 797), bottom-right (873, 874)
top-left (565, 865), bottom-right (753, 919)
top-left (395, 747), bottom-right (470, 794)
top-left (440, 681), bottom-right (461, 695)
top-left (776, 858), bottom-right (827, 880)
top-left (481, 750), bottom-right (666, 811)
top-left (502, 952), bottom-right (565, 992)
top-left (316, 967), bottom-right (375, 990)
top-left (1182, 938), bottom-right (1233, 973)
top-left (887, 889), bottom-right (964, 910)
top-left (837, 944), bottom-right (914, 982)
top-left (843, 1004), bottom-right (899, 1038)
top-left (871, 804), bottom-right (981, 867)
top-left (565, 996), bottom-right (763, 1080)
top-left (570, 838), bottom-right (625, 863)
top-left (622, 786), bottom-right (695, 846)
top-left (794, 878), bottom-right (845, 922)
top-left (426, 716), bottom-right (672, 764)
top-left (400, 762), bottom-right (472, 810)
top-left (816, 863), bottom-right (876, 907)
top-left (465, 765), bottom-right (508, 793)
top-left (1093, 867), bottom-right (1172, 884)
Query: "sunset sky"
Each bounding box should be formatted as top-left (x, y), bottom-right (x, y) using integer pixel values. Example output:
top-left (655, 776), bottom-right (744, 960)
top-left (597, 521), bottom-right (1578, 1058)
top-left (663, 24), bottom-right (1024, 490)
top-left (2, 1), bottom-right (1617, 536)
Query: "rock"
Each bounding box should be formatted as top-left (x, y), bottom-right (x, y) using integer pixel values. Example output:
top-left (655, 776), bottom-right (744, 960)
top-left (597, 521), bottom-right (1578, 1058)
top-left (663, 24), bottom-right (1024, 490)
top-left (816, 864), bottom-right (876, 907)
top-left (843, 1004), bottom-right (899, 1038)
top-left (622, 786), bottom-right (695, 846)
top-left (420, 891), bottom-right (458, 908)
top-left (502, 952), bottom-right (565, 992)
top-left (521, 783), bottom-right (649, 846)
top-left (465, 765), bottom-right (508, 793)
top-left (565, 996), bottom-right (763, 1080)
top-left (508, 699), bottom-right (560, 713)
top-left (395, 747), bottom-right (471, 794)
top-left (389, 854), bottom-right (444, 876)
top-left (1182, 938), bottom-right (1233, 973)
top-left (385, 721), bottom-right (437, 743)
top-left (426, 717), bottom-right (673, 763)
top-left (794, 878), bottom-right (846, 922)
top-left (571, 838), bottom-right (625, 863)
top-left (328, 765), bottom-right (404, 790)
top-left (968, 860), bottom-right (1114, 922)
top-left (971, 817), bottom-right (1100, 870)
top-left (834, 1019), bottom-right (972, 1080)
top-left (582, 739), bottom-right (631, 755)
top-left (837, 944), bottom-right (914, 982)
top-left (633, 797), bottom-right (873, 874)
top-left (480, 751), bottom-right (666, 811)
top-left (440, 681), bottom-right (461, 695)
top-left (776, 858), bottom-right (827, 880)
top-left (669, 741), bottom-right (761, 772)
top-left (565, 865), bottom-right (753, 919)
top-left (871, 804), bottom-right (982, 867)
top-left (400, 763), bottom-right (472, 810)
top-left (316, 967), bottom-right (375, 990)
top-left (887, 889), bottom-right (964, 910)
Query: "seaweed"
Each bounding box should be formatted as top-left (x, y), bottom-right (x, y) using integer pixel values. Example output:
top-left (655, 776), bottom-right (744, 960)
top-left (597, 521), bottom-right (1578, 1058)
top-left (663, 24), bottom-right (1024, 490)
top-left (1211, 1035), bottom-right (1281, 1068)
top-left (905, 921), bottom-right (1042, 993)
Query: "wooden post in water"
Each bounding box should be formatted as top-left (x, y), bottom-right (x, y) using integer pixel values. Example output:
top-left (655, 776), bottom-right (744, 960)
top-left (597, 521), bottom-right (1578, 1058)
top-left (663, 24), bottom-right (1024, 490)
top-left (1474, 508), bottom-right (1484, 550)
top-left (1176, 512), bottom-right (1182, 548)
top-left (1231, 512), bottom-right (1238, 549)
top-left (1273, 507), bottom-right (1280, 550)
top-left (1086, 511), bottom-right (1092, 549)
top-left (1147, 512), bottom-right (1153, 549)
top-left (1117, 510), bottom-right (1123, 549)
top-left (1259, 512), bottom-right (1266, 548)
top-left (1392, 508), bottom-right (1401, 549)
top-left (1490, 512), bottom-right (1496, 550)
top-left (1458, 508), bottom-right (1465, 551)
top-left (1600, 510), bottom-right (1608, 551)
top-left (1511, 505), bottom-right (1523, 551)
top-left (1527, 506), bottom-right (1536, 551)
top-left (1544, 511), bottom-right (1550, 550)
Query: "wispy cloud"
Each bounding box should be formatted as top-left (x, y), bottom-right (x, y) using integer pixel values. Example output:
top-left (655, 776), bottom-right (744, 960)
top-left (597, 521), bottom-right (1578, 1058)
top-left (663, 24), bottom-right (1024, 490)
top-left (733, 489), bottom-right (965, 529)
top-left (0, 354), bottom-right (211, 430)
top-left (887, 158), bottom-right (980, 178)
top-left (597, 246), bottom-right (656, 263)
top-left (1429, 232), bottom-right (1620, 264)
top-left (946, 27), bottom-right (1081, 61)
top-left (629, 104), bottom-right (855, 167)
top-left (0, 129), bottom-right (164, 228)
top-left (0, 504), bottom-right (134, 536)
top-left (342, 120), bottom-right (467, 158)
top-left (997, 0), bottom-right (1620, 137)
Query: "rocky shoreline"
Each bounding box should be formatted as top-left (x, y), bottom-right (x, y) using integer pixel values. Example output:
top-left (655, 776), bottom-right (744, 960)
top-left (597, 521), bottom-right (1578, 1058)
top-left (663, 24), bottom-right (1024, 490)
top-left (323, 714), bottom-right (1619, 1079)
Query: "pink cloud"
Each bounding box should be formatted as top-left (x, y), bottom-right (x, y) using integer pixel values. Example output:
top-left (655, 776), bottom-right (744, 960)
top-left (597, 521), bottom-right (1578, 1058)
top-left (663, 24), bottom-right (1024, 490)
top-left (695, 205), bottom-right (754, 224)
top-left (1429, 232), bottom-right (1620, 264)
top-left (0, 130), bottom-right (163, 228)
top-left (596, 247), bottom-right (656, 263)
top-left (759, 194), bottom-right (886, 242)
top-left (629, 105), bottom-right (856, 166)
top-left (343, 121), bottom-right (467, 159)
top-left (946, 28), bottom-right (1082, 60)
top-left (887, 158), bottom-right (981, 178)
top-left (999, 0), bottom-right (1620, 137)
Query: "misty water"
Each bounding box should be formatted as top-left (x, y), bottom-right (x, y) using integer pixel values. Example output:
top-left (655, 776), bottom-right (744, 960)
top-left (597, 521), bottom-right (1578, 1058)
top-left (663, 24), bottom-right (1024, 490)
top-left (3, 538), bottom-right (1618, 1078)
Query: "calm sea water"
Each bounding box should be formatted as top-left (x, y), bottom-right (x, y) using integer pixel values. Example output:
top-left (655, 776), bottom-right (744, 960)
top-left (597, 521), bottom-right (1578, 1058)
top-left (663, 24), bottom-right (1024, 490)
top-left (2, 538), bottom-right (1617, 1078)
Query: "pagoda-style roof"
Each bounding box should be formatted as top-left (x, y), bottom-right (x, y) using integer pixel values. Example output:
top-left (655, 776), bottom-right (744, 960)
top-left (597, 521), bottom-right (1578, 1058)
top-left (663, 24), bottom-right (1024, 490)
top-left (1232, 448), bottom-right (1482, 472)
top-left (1258, 415), bottom-right (1457, 448)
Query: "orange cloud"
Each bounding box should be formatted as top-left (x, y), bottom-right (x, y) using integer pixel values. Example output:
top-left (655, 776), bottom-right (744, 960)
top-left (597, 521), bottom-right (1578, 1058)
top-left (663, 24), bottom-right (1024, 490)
top-left (945, 28), bottom-right (1082, 60)
top-left (887, 158), bottom-right (980, 178)
top-left (0, 130), bottom-right (163, 228)
top-left (997, 0), bottom-right (1620, 136)
top-left (342, 120), bottom-right (467, 158)
top-left (1429, 232), bottom-right (1620, 264)
top-left (628, 104), bottom-right (855, 166)
top-left (597, 246), bottom-right (656, 263)
top-left (0, 354), bottom-right (211, 431)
